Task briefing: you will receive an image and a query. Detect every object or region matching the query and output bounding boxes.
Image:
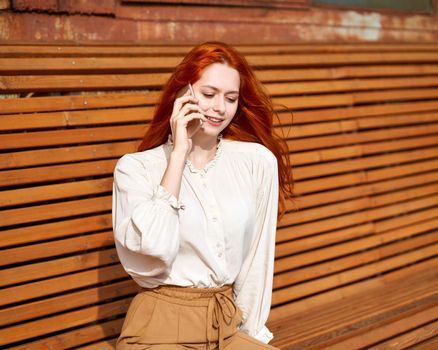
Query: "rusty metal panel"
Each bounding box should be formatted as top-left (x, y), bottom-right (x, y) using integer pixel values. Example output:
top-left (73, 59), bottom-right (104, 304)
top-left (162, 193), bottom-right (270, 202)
top-left (59, 0), bottom-right (116, 15)
top-left (1, 0), bottom-right (438, 43)
top-left (12, 0), bottom-right (57, 11)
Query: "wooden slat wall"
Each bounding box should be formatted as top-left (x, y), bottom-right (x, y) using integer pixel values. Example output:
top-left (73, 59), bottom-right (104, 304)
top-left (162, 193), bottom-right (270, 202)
top-left (0, 43), bottom-right (438, 349)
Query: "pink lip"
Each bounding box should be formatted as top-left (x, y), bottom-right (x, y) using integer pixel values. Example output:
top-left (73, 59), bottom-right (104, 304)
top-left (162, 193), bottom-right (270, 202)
top-left (205, 116), bottom-right (224, 126)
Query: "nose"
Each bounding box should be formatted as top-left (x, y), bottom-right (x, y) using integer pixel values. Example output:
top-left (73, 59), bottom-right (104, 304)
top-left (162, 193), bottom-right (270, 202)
top-left (212, 95), bottom-right (226, 115)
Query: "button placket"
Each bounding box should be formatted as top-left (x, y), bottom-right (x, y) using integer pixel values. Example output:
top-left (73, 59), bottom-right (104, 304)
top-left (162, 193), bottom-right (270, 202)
top-left (199, 173), bottom-right (227, 263)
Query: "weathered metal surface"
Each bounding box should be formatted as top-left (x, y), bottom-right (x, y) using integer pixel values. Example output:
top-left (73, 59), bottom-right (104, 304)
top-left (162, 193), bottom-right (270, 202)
top-left (12, 0), bottom-right (57, 11)
top-left (0, 0), bottom-right (437, 43)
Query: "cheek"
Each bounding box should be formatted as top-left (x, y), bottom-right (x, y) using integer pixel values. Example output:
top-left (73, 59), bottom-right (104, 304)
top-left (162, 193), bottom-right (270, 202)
top-left (197, 99), bottom-right (210, 112)
top-left (227, 103), bottom-right (238, 118)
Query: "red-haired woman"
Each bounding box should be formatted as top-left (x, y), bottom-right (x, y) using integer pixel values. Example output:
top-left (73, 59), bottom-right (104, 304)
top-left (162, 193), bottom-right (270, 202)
top-left (112, 41), bottom-right (293, 350)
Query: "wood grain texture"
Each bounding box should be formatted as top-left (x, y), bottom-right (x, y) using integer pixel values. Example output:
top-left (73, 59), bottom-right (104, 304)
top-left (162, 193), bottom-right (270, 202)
top-left (1, 42), bottom-right (437, 349)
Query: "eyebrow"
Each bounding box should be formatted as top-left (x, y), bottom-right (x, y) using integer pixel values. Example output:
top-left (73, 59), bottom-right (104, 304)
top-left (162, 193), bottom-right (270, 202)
top-left (200, 85), bottom-right (239, 95)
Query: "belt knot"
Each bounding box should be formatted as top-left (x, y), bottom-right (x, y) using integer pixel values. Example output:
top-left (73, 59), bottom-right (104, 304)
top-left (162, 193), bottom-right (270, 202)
top-left (207, 290), bottom-right (238, 350)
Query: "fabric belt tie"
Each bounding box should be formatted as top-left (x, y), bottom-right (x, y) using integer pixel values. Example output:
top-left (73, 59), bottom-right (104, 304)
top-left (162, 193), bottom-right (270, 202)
top-left (207, 290), bottom-right (238, 350)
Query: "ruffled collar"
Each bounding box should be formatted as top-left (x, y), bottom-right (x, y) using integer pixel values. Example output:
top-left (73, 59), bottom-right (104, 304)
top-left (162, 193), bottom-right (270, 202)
top-left (165, 134), bottom-right (224, 174)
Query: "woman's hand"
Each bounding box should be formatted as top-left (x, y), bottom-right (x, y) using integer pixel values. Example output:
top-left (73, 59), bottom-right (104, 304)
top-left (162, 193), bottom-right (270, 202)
top-left (169, 87), bottom-right (206, 157)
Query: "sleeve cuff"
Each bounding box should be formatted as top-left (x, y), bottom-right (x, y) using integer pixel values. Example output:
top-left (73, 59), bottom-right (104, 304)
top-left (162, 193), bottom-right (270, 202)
top-left (153, 185), bottom-right (185, 211)
top-left (254, 326), bottom-right (274, 344)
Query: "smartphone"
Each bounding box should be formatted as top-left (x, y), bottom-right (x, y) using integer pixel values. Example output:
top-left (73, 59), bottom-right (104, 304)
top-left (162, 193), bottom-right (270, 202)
top-left (175, 83), bottom-right (195, 99)
top-left (188, 83), bottom-right (196, 98)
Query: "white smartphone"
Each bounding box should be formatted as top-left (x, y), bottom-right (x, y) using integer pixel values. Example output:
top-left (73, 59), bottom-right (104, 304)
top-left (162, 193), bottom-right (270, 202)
top-left (188, 83), bottom-right (196, 97)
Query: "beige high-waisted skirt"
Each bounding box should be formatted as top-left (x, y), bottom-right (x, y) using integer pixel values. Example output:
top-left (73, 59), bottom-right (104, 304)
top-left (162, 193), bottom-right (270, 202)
top-left (116, 284), bottom-right (280, 350)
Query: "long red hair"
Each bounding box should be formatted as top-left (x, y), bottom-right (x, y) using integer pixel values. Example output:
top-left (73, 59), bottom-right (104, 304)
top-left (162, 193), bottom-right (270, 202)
top-left (138, 41), bottom-right (294, 220)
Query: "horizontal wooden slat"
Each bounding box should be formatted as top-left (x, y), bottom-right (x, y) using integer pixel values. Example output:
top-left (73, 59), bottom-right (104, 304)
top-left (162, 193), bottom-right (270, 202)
top-left (0, 214), bottom-right (112, 248)
top-left (0, 73), bottom-right (169, 93)
top-left (0, 92), bottom-right (159, 115)
top-left (367, 319), bottom-right (438, 349)
top-left (0, 106), bottom-right (152, 131)
top-left (1, 231), bottom-right (115, 266)
top-left (274, 219), bottom-right (438, 290)
top-left (3, 66), bottom-right (438, 93)
top-left (323, 306), bottom-right (438, 350)
top-left (258, 65), bottom-right (438, 83)
top-left (0, 248), bottom-right (118, 288)
top-left (0, 141), bottom-right (137, 170)
top-left (0, 195), bottom-right (112, 228)
top-left (3, 53), bottom-right (438, 73)
top-left (267, 76), bottom-right (438, 96)
top-left (2, 44), bottom-right (438, 57)
top-left (0, 124), bottom-right (145, 150)
top-left (0, 178), bottom-right (112, 207)
top-left (274, 223), bottom-right (438, 277)
top-left (9, 320), bottom-right (122, 350)
top-left (0, 264), bottom-right (127, 307)
top-left (0, 298), bottom-right (130, 346)
top-left (279, 194), bottom-right (438, 241)
top-left (0, 279), bottom-right (137, 327)
top-left (269, 257), bottom-right (438, 321)
top-left (0, 159), bottom-right (116, 187)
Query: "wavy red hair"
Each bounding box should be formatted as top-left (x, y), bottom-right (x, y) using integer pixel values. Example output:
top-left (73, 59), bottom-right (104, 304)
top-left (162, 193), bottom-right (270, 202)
top-left (138, 41), bottom-right (293, 220)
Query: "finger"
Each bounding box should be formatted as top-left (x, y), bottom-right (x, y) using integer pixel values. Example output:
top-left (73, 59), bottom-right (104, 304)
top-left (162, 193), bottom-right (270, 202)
top-left (176, 103), bottom-right (204, 119)
top-left (175, 94), bottom-right (199, 107)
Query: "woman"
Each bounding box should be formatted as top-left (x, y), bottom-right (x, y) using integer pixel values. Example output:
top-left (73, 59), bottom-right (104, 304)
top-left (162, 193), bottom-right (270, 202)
top-left (112, 41), bottom-right (293, 349)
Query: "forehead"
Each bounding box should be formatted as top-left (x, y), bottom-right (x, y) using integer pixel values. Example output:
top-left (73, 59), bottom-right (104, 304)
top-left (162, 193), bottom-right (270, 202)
top-left (198, 63), bottom-right (240, 92)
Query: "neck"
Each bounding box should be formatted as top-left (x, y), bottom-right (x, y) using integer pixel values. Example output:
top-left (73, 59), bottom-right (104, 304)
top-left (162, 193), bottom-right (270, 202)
top-left (188, 133), bottom-right (221, 164)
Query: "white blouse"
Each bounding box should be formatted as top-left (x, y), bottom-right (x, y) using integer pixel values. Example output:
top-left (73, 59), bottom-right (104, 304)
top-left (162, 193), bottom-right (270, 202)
top-left (112, 136), bottom-right (279, 344)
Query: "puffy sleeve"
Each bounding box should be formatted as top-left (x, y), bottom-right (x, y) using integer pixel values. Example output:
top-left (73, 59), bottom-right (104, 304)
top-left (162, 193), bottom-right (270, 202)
top-left (112, 154), bottom-right (184, 278)
top-left (233, 151), bottom-right (279, 344)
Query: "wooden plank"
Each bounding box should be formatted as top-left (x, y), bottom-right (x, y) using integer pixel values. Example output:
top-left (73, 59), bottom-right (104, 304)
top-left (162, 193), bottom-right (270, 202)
top-left (3, 53), bottom-right (438, 72)
top-left (293, 136), bottom-right (438, 166)
top-left (293, 147), bottom-right (438, 181)
top-left (0, 92), bottom-right (158, 115)
top-left (0, 178), bottom-right (112, 207)
top-left (0, 196), bottom-right (111, 227)
top-left (2, 44), bottom-right (438, 57)
top-left (409, 335), bottom-right (438, 350)
top-left (292, 171), bottom-right (438, 210)
top-left (0, 159), bottom-right (116, 186)
top-left (0, 124), bottom-right (145, 150)
top-left (0, 248), bottom-right (118, 288)
top-left (272, 280), bottom-right (438, 347)
top-left (279, 195), bottom-right (438, 241)
top-left (0, 73), bottom-right (169, 93)
top-left (1, 231), bottom-right (115, 266)
top-left (270, 267), bottom-right (438, 349)
top-left (274, 219), bottom-right (438, 289)
top-left (274, 226), bottom-right (438, 278)
top-left (367, 320), bottom-right (438, 349)
top-left (286, 100), bottom-right (438, 125)
top-left (276, 203), bottom-right (438, 257)
top-left (0, 298), bottom-right (131, 346)
top-left (0, 106), bottom-right (152, 131)
top-left (0, 280), bottom-right (137, 327)
top-left (0, 141), bottom-right (137, 170)
top-left (267, 76), bottom-right (438, 96)
top-left (9, 320), bottom-right (122, 350)
top-left (76, 339), bottom-right (117, 350)
top-left (0, 264), bottom-right (127, 307)
top-left (323, 306), bottom-right (438, 350)
top-left (268, 257), bottom-right (438, 322)
top-left (0, 214), bottom-right (112, 248)
top-left (4, 67), bottom-right (438, 93)
top-left (257, 65), bottom-right (438, 83)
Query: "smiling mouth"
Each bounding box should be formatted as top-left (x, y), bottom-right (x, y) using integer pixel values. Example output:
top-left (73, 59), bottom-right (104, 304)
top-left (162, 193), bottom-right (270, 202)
top-left (206, 116), bottom-right (224, 123)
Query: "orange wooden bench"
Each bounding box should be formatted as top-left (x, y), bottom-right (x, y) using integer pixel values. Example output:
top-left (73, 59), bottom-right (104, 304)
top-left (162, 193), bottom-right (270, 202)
top-left (1, 43), bottom-right (438, 349)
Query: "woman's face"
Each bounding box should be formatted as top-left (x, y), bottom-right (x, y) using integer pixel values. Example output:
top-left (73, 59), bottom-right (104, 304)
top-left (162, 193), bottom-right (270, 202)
top-left (192, 62), bottom-right (240, 138)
